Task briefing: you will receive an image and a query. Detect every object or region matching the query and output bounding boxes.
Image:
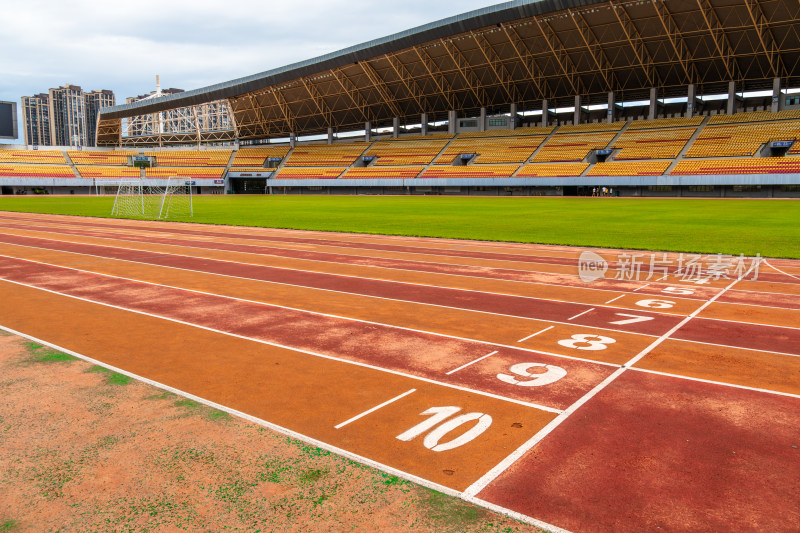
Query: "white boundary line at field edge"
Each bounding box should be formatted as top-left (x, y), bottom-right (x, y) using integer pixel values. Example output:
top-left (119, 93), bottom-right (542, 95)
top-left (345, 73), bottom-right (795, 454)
top-left (764, 259), bottom-right (800, 281)
top-left (3, 212), bottom-right (797, 290)
top-left (462, 265), bottom-right (755, 498)
top-left (0, 323), bottom-right (569, 533)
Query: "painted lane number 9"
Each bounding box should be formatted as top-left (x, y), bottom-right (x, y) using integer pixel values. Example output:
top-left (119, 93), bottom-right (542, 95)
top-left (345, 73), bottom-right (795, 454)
top-left (396, 406), bottom-right (492, 452)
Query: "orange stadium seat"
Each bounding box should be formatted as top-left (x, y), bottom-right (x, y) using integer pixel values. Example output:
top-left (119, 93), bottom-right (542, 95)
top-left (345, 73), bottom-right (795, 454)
top-left (231, 146), bottom-right (292, 167)
top-left (144, 167), bottom-right (224, 179)
top-left (611, 127), bottom-right (697, 160)
top-left (284, 143), bottom-right (370, 167)
top-left (555, 121), bottom-right (627, 134)
top-left (671, 158), bottom-right (800, 175)
top-left (364, 139), bottom-right (449, 166)
top-left (457, 126), bottom-right (554, 138)
top-left (144, 150), bottom-right (232, 167)
top-left (274, 167), bottom-right (347, 179)
top-left (706, 109), bottom-right (800, 125)
top-left (420, 165), bottom-right (520, 179)
top-left (0, 150), bottom-right (67, 164)
top-left (68, 150), bottom-right (137, 165)
top-left (77, 166), bottom-right (140, 179)
top-left (625, 116), bottom-right (705, 130)
top-left (343, 167), bottom-right (424, 179)
top-left (685, 121), bottom-right (800, 158)
top-left (435, 135), bottom-right (547, 165)
top-left (530, 132), bottom-right (616, 162)
top-left (516, 163), bottom-right (588, 177)
top-left (0, 164), bottom-right (75, 178)
top-left (588, 161), bottom-right (671, 176)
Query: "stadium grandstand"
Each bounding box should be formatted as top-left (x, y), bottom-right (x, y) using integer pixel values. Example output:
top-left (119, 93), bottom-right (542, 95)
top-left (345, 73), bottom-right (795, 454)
top-left (2, 0), bottom-right (800, 197)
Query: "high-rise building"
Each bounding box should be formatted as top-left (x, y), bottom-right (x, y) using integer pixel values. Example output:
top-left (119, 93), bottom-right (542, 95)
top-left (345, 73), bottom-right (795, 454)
top-left (48, 84), bottom-right (86, 146)
top-left (20, 84), bottom-right (115, 147)
top-left (21, 93), bottom-right (51, 146)
top-left (85, 90), bottom-right (115, 146)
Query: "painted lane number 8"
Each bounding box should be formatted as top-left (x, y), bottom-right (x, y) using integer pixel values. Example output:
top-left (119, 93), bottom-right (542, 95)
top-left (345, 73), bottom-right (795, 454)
top-left (396, 406), bottom-right (492, 452)
top-left (558, 334), bottom-right (616, 351)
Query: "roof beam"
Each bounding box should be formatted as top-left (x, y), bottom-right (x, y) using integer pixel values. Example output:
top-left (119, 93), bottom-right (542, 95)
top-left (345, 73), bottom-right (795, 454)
top-left (569, 9), bottom-right (615, 91)
top-left (331, 68), bottom-right (372, 122)
top-left (610, 1), bottom-right (660, 87)
top-left (271, 90), bottom-right (296, 133)
top-left (300, 77), bottom-right (335, 126)
top-left (695, 0), bottom-right (739, 81)
top-left (359, 61), bottom-right (404, 118)
top-left (650, 0), bottom-right (697, 83)
top-left (533, 17), bottom-right (581, 95)
top-left (498, 22), bottom-right (546, 99)
top-left (412, 45), bottom-right (455, 109)
top-left (247, 93), bottom-right (273, 137)
top-left (439, 38), bottom-right (487, 106)
top-left (384, 53), bottom-right (427, 113)
top-left (742, 0), bottom-right (785, 78)
top-left (470, 31), bottom-right (520, 103)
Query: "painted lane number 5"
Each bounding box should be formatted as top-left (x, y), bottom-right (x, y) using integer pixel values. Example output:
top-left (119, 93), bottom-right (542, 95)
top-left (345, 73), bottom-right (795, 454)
top-left (396, 406), bottom-right (492, 452)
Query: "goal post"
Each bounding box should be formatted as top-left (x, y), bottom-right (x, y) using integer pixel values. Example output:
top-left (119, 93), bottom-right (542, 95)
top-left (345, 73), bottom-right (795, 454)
top-left (157, 177), bottom-right (194, 219)
top-left (110, 177), bottom-right (193, 219)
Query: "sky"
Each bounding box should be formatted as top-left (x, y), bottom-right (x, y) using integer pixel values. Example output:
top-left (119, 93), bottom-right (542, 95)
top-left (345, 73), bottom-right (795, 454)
top-left (0, 0), bottom-right (499, 141)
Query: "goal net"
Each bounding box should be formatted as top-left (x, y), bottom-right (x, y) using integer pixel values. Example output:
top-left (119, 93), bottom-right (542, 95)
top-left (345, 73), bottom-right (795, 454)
top-left (111, 177), bottom-right (193, 219)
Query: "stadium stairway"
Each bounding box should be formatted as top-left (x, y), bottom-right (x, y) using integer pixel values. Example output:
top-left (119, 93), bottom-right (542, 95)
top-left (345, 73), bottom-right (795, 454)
top-left (664, 115), bottom-right (711, 175)
top-left (521, 126), bottom-right (561, 165)
top-left (418, 136), bottom-right (459, 174)
top-left (63, 151), bottom-right (82, 179)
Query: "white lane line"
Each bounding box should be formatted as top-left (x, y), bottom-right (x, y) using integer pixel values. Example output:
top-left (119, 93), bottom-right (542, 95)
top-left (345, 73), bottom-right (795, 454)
top-left (334, 389), bottom-right (416, 429)
top-left (604, 295), bottom-right (623, 304)
top-left (669, 337), bottom-right (800, 358)
top-left (0, 245), bottom-right (664, 341)
top-left (0, 228), bottom-right (692, 312)
top-left (445, 351), bottom-right (499, 376)
top-left (0, 276), bottom-right (563, 414)
top-left (462, 265), bottom-right (755, 499)
top-left (632, 283), bottom-right (650, 292)
top-left (567, 308), bottom-right (595, 321)
top-left (764, 259), bottom-right (800, 281)
top-left (0, 323), bottom-right (472, 509)
top-left (0, 225), bottom-right (715, 309)
top-left (629, 367), bottom-right (800, 399)
top-left (517, 326), bottom-right (554, 343)
top-left (0, 253), bottom-right (622, 368)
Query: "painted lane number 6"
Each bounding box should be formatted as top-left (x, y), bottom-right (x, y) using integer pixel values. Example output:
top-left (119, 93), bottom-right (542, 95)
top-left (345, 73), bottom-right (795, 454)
top-left (396, 406), bottom-right (492, 452)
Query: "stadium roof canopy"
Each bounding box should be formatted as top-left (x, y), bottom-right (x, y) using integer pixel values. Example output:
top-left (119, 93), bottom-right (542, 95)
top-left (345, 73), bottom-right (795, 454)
top-left (97, 0), bottom-right (800, 145)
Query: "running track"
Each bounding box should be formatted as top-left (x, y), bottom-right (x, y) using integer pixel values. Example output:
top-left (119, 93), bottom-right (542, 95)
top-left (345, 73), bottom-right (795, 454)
top-left (0, 211), bottom-right (798, 532)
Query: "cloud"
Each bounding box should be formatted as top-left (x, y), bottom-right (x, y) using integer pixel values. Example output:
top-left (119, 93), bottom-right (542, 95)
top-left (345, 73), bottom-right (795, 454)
top-left (0, 0), bottom-right (495, 139)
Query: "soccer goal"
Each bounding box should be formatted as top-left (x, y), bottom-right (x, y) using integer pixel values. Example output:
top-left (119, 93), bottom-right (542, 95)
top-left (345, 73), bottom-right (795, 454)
top-left (110, 177), bottom-right (193, 219)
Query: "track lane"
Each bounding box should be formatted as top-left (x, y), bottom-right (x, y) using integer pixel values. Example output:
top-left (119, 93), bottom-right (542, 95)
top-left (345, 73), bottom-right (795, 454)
top-left (0, 254), bottom-right (616, 410)
top-left (633, 339), bottom-right (800, 396)
top-left (0, 278), bottom-right (558, 492)
top-left (0, 232), bottom-right (688, 336)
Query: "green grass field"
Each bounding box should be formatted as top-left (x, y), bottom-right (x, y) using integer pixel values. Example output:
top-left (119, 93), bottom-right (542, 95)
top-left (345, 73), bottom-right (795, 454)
top-left (0, 195), bottom-right (797, 258)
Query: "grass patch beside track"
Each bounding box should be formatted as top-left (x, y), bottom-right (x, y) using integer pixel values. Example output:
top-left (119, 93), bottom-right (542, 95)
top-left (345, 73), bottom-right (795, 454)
top-left (0, 195), bottom-right (797, 257)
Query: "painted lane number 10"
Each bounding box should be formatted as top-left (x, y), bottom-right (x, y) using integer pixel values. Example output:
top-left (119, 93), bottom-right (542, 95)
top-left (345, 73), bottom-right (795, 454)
top-left (396, 406), bottom-right (492, 452)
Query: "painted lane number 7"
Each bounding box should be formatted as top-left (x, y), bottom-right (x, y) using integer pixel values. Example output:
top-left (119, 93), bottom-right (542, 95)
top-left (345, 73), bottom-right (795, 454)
top-left (396, 406), bottom-right (492, 452)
